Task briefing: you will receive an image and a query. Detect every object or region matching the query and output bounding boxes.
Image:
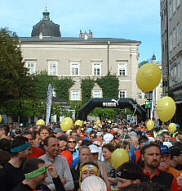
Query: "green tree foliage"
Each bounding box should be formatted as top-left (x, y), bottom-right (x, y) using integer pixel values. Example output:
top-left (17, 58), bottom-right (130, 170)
top-left (0, 28), bottom-right (35, 118)
top-left (33, 73), bottom-right (74, 118)
top-left (81, 78), bottom-right (95, 103)
top-left (55, 78), bottom-right (74, 101)
top-left (90, 108), bottom-right (118, 120)
top-left (33, 71), bottom-right (57, 100)
top-left (52, 102), bottom-right (72, 119)
top-left (96, 74), bottom-right (119, 98)
top-left (33, 73), bottom-right (74, 101)
top-left (69, 101), bottom-right (82, 118)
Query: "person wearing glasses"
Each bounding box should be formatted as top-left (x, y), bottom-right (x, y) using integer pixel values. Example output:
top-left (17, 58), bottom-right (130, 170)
top-left (58, 135), bottom-right (73, 168)
top-left (68, 136), bottom-right (80, 166)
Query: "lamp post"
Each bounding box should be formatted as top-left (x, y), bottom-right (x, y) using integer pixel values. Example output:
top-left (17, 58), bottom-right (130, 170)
top-left (150, 54), bottom-right (157, 121)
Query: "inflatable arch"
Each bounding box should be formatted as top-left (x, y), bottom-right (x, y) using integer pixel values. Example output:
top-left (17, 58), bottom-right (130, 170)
top-left (78, 98), bottom-right (147, 121)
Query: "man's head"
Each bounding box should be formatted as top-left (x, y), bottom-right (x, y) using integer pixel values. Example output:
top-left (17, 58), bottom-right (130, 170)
top-left (22, 130), bottom-right (34, 146)
top-left (10, 136), bottom-right (31, 160)
top-left (44, 135), bottom-right (59, 159)
top-left (39, 127), bottom-right (51, 141)
top-left (53, 128), bottom-right (63, 138)
top-left (89, 144), bottom-right (100, 161)
top-left (159, 145), bottom-right (170, 171)
top-left (79, 146), bottom-right (91, 163)
top-left (0, 125), bottom-right (9, 138)
top-left (23, 158), bottom-right (47, 184)
top-left (67, 136), bottom-right (77, 151)
top-left (58, 135), bottom-right (67, 150)
top-left (138, 136), bottom-right (149, 148)
top-left (170, 144), bottom-right (182, 166)
top-left (0, 138), bottom-right (11, 152)
top-left (141, 143), bottom-right (161, 169)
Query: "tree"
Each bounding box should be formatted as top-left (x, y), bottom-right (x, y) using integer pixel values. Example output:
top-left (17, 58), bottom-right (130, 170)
top-left (96, 74), bottom-right (119, 98)
top-left (0, 28), bottom-right (35, 121)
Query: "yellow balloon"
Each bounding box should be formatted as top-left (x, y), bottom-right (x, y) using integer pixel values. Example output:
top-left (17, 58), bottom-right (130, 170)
top-left (136, 63), bottom-right (162, 92)
top-left (0, 115), bottom-right (2, 123)
top-left (75, 120), bottom-right (83, 127)
top-left (36, 119), bottom-right (45, 126)
top-left (61, 117), bottom-right (73, 131)
top-left (111, 148), bottom-right (129, 169)
top-left (156, 96), bottom-right (176, 122)
top-left (168, 123), bottom-right (177, 134)
top-left (146, 120), bottom-right (155, 131)
top-left (96, 120), bottom-right (101, 125)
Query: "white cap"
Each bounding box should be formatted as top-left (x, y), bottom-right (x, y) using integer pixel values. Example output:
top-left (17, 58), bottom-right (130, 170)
top-left (89, 144), bottom-right (100, 153)
top-left (163, 141), bottom-right (173, 148)
top-left (81, 176), bottom-right (107, 191)
top-left (103, 133), bottom-right (114, 144)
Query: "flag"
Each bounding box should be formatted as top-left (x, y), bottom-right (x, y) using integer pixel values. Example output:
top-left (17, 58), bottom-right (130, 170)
top-left (46, 84), bottom-right (53, 125)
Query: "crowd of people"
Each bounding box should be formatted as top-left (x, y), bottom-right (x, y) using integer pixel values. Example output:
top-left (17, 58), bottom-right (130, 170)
top-left (0, 119), bottom-right (182, 191)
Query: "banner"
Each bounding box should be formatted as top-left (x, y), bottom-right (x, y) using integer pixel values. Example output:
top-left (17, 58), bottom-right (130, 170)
top-left (46, 84), bottom-right (53, 125)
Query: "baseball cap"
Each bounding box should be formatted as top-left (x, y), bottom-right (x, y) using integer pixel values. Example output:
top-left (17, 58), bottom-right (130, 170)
top-left (53, 128), bottom-right (62, 134)
top-left (58, 135), bottom-right (67, 142)
top-left (89, 144), bottom-right (100, 153)
top-left (170, 145), bottom-right (182, 156)
top-left (160, 145), bottom-right (170, 154)
top-left (103, 133), bottom-right (114, 144)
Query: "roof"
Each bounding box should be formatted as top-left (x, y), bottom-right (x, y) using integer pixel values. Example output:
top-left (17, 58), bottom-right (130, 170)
top-left (20, 36), bottom-right (141, 45)
top-left (31, 10), bottom-right (61, 37)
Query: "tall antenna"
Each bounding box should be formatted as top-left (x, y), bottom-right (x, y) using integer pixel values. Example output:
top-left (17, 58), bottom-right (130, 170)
top-left (44, 0), bottom-right (48, 11)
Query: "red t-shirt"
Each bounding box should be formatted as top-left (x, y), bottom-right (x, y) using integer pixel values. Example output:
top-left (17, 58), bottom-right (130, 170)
top-left (27, 146), bottom-right (45, 159)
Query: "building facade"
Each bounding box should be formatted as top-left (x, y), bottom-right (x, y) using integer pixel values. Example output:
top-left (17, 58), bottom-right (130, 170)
top-left (161, 0), bottom-right (182, 123)
top-left (20, 10), bottom-right (143, 104)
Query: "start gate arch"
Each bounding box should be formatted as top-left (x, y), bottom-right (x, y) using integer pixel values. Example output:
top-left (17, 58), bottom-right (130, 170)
top-left (78, 98), bottom-right (147, 121)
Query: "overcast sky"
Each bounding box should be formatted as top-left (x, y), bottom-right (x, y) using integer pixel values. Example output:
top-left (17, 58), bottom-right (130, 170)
top-left (0, 0), bottom-right (161, 62)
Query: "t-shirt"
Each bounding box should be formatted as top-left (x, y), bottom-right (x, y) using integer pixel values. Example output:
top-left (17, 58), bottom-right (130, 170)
top-left (27, 146), bottom-right (45, 159)
top-left (0, 162), bottom-right (24, 191)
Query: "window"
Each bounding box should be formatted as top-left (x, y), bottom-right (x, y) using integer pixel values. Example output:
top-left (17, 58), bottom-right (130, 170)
top-left (93, 63), bottom-right (101, 76)
top-left (92, 90), bottom-right (102, 98)
top-left (118, 62), bottom-right (127, 76)
top-left (70, 62), bottom-right (80, 76)
top-left (25, 60), bottom-right (36, 74)
top-left (70, 90), bottom-right (80, 101)
top-left (119, 90), bottom-right (127, 98)
top-left (48, 60), bottom-right (57, 76)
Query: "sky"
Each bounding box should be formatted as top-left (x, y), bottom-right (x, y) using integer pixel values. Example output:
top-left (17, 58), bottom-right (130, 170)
top-left (0, 0), bottom-right (161, 62)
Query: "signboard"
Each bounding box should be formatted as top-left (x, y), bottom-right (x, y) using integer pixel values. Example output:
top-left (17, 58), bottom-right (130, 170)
top-left (145, 101), bottom-right (152, 109)
top-left (102, 102), bottom-right (117, 107)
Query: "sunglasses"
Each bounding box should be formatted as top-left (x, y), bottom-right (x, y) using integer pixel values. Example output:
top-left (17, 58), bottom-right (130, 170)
top-left (68, 141), bottom-right (76, 143)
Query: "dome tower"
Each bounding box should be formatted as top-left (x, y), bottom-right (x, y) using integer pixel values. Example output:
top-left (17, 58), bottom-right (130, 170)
top-left (31, 9), bottom-right (61, 37)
